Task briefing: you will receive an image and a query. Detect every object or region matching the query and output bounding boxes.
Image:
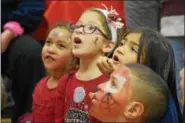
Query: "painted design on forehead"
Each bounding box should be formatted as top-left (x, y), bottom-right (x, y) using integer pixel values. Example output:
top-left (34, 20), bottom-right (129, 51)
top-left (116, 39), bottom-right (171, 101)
top-left (51, 31), bottom-right (71, 43)
top-left (51, 31), bottom-right (62, 37)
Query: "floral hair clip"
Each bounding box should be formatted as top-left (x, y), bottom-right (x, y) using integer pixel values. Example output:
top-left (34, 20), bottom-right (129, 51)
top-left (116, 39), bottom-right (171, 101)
top-left (102, 3), bottom-right (124, 29)
top-left (96, 4), bottom-right (124, 43)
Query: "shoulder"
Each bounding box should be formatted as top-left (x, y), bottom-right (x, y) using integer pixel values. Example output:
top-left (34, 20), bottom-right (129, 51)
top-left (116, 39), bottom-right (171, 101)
top-left (97, 73), bottom-right (109, 82)
top-left (33, 77), bottom-right (48, 93)
top-left (59, 71), bottom-right (77, 85)
top-left (57, 72), bottom-right (76, 94)
top-left (36, 77), bottom-right (48, 87)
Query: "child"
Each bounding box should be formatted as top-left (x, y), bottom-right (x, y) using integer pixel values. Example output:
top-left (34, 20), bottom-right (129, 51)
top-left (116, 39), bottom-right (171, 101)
top-left (31, 22), bottom-right (76, 122)
top-left (97, 28), bottom-right (182, 122)
top-left (89, 64), bottom-right (170, 123)
top-left (58, 6), bottom-right (124, 122)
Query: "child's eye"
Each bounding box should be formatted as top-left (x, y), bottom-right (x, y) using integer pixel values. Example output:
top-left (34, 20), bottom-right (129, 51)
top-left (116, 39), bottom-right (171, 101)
top-left (111, 80), bottom-right (117, 89)
top-left (119, 40), bottom-right (126, 46)
top-left (86, 25), bottom-right (96, 31)
top-left (119, 42), bottom-right (124, 46)
top-left (58, 44), bottom-right (66, 49)
top-left (45, 40), bottom-right (52, 45)
top-left (131, 47), bottom-right (138, 53)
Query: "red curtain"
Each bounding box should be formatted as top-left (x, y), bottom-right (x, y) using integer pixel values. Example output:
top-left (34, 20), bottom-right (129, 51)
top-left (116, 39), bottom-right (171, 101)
top-left (33, 1), bottom-right (125, 41)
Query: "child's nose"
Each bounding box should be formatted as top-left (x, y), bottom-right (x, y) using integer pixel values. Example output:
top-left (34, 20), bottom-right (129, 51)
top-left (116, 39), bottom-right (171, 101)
top-left (116, 47), bottom-right (124, 55)
top-left (74, 27), bottom-right (83, 34)
top-left (47, 45), bottom-right (56, 54)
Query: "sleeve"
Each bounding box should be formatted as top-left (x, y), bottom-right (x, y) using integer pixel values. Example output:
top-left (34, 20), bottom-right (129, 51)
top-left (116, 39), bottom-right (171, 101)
top-left (31, 77), bottom-right (46, 122)
top-left (54, 74), bottom-right (70, 122)
top-left (5, 0), bottom-right (45, 33)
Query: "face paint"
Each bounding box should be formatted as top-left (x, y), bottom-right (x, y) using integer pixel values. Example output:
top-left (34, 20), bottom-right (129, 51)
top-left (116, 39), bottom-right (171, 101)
top-left (104, 74), bottom-right (126, 93)
top-left (89, 65), bottom-right (131, 122)
top-left (51, 30), bottom-right (63, 37)
top-left (52, 30), bottom-right (72, 43)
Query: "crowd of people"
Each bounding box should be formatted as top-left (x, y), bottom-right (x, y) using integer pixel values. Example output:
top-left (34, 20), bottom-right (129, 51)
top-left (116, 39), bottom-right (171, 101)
top-left (1, 0), bottom-right (184, 123)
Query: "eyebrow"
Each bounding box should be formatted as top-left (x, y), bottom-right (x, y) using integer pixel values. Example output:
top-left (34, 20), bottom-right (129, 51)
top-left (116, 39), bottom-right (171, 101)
top-left (56, 40), bottom-right (70, 45)
top-left (130, 41), bottom-right (139, 47)
top-left (46, 38), bottom-right (52, 41)
top-left (122, 37), bottom-right (139, 46)
top-left (122, 37), bottom-right (128, 42)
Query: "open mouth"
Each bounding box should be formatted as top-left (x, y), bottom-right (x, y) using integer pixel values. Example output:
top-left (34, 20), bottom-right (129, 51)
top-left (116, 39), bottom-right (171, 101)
top-left (45, 55), bottom-right (55, 61)
top-left (73, 37), bottom-right (82, 44)
top-left (113, 55), bottom-right (119, 62)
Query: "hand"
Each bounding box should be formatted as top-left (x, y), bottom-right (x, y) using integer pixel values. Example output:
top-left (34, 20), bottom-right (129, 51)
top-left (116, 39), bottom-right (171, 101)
top-left (97, 56), bottom-right (120, 75)
top-left (1, 29), bottom-right (15, 53)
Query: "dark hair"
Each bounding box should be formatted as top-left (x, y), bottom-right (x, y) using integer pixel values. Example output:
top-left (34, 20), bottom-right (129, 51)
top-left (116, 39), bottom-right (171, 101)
top-left (124, 27), bottom-right (182, 121)
top-left (126, 63), bottom-right (169, 123)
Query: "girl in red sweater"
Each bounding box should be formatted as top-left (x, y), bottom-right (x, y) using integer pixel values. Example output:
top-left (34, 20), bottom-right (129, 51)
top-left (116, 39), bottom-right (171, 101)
top-left (58, 5), bottom-right (124, 122)
top-left (31, 22), bottom-right (77, 122)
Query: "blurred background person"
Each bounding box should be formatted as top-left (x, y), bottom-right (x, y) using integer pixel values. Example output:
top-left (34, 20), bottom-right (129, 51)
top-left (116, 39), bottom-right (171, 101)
top-left (1, 0), bottom-right (46, 122)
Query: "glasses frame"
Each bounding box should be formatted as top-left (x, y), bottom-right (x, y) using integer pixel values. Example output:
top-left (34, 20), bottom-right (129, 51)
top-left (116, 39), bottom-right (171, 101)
top-left (71, 24), bottom-right (108, 39)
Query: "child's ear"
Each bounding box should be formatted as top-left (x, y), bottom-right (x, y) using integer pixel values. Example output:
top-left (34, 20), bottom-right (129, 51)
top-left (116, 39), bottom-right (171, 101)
top-left (102, 41), bottom-right (115, 53)
top-left (123, 102), bottom-right (144, 120)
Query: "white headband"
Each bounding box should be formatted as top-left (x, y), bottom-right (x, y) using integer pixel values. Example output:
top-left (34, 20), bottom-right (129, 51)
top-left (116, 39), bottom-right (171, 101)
top-left (96, 5), bottom-right (124, 43)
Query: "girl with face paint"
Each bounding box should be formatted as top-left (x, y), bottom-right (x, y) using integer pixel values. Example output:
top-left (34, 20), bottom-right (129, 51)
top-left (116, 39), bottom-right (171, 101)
top-left (57, 5), bottom-right (124, 123)
top-left (31, 22), bottom-right (77, 123)
top-left (97, 28), bottom-right (183, 123)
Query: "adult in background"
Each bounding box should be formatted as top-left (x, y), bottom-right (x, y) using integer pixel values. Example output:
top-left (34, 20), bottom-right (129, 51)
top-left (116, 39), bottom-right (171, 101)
top-left (124, 0), bottom-right (164, 31)
top-left (1, 0), bottom-right (46, 122)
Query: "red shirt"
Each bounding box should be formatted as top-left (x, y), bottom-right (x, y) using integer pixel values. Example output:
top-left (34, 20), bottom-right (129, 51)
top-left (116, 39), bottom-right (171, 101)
top-left (32, 77), bottom-right (64, 122)
top-left (58, 71), bottom-right (109, 122)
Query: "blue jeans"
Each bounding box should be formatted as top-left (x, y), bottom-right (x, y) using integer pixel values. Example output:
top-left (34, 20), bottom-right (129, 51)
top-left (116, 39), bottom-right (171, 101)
top-left (168, 37), bottom-right (184, 111)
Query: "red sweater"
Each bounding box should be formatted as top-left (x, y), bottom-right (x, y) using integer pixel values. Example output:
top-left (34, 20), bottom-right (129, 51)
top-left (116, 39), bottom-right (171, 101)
top-left (57, 71), bottom-right (109, 122)
top-left (31, 77), bottom-right (64, 122)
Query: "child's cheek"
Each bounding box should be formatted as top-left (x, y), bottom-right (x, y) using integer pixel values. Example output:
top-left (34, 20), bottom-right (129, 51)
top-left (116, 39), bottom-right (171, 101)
top-left (114, 92), bottom-right (128, 109)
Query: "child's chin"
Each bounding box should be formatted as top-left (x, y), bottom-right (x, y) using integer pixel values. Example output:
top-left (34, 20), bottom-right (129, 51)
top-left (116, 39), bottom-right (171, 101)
top-left (72, 49), bottom-right (82, 56)
top-left (45, 66), bottom-right (57, 71)
top-left (72, 51), bottom-right (88, 58)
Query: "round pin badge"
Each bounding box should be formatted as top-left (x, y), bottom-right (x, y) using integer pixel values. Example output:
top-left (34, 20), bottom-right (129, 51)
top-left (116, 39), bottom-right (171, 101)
top-left (73, 87), bottom-right (86, 103)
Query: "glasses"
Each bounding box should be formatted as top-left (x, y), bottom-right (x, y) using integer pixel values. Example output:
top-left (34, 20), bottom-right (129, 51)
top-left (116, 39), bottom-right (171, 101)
top-left (71, 24), bottom-right (108, 39)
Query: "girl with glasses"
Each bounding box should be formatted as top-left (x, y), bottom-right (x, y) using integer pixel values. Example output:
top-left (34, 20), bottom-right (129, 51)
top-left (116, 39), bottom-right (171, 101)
top-left (56, 6), bottom-right (124, 122)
